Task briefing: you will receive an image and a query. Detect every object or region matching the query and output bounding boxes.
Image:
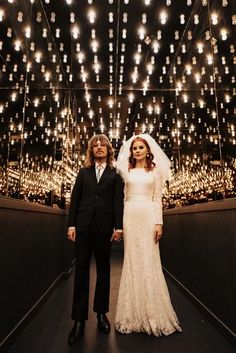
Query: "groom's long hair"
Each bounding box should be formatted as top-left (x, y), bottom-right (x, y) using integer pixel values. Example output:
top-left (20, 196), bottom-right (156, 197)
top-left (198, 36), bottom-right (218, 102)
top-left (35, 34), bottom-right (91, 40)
top-left (129, 137), bottom-right (156, 172)
top-left (85, 134), bottom-right (115, 168)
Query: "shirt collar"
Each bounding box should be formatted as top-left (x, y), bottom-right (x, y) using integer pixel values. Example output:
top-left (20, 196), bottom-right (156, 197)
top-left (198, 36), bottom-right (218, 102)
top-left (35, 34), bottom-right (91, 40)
top-left (95, 161), bottom-right (106, 169)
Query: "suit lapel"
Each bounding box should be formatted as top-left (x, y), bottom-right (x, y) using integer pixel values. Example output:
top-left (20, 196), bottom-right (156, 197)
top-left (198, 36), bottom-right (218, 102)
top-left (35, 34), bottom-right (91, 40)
top-left (87, 166), bottom-right (97, 185)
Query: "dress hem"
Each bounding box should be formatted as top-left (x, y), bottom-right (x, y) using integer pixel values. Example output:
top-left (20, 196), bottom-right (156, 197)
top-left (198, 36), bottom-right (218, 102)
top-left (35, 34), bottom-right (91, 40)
top-left (115, 322), bottom-right (182, 337)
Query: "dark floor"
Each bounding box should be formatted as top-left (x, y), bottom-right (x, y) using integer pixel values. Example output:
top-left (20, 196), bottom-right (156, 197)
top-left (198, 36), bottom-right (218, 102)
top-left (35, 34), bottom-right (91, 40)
top-left (5, 251), bottom-right (236, 353)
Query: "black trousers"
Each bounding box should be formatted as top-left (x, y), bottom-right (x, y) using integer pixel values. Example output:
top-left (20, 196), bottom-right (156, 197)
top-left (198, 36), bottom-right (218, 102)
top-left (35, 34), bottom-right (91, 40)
top-left (71, 221), bottom-right (112, 321)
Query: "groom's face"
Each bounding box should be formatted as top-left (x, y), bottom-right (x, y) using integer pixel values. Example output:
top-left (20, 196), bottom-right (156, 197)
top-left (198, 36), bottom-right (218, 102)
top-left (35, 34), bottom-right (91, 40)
top-left (92, 139), bottom-right (108, 160)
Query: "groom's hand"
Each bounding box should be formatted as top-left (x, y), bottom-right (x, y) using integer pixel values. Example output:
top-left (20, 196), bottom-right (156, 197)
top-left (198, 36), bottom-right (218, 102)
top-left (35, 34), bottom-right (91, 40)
top-left (154, 224), bottom-right (163, 243)
top-left (67, 227), bottom-right (76, 242)
top-left (111, 230), bottom-right (123, 242)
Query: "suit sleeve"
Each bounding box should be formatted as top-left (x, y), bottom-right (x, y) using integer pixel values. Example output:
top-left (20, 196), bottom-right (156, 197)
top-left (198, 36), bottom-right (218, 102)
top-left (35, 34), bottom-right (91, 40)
top-left (114, 172), bottom-right (124, 230)
top-left (153, 168), bottom-right (163, 225)
top-left (67, 169), bottom-right (83, 227)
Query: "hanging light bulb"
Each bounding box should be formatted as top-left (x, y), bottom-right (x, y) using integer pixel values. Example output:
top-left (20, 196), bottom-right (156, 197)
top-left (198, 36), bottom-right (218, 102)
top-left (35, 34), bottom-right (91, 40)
top-left (160, 10), bottom-right (168, 24)
top-left (14, 40), bottom-right (21, 51)
top-left (220, 28), bottom-right (228, 40)
top-left (71, 24), bottom-right (79, 39)
top-left (87, 8), bottom-right (96, 23)
top-left (0, 9), bottom-right (5, 22)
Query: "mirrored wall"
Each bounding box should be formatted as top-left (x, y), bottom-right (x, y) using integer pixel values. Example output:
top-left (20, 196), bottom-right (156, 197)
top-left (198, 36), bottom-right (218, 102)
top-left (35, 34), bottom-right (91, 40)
top-left (0, 0), bottom-right (235, 207)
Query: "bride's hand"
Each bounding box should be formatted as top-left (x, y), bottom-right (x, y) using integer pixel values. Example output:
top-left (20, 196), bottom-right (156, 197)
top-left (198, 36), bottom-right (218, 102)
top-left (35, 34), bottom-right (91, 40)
top-left (154, 224), bottom-right (163, 243)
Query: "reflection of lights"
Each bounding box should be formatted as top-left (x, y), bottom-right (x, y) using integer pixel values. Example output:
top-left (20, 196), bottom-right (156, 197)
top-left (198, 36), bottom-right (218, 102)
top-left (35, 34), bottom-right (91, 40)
top-left (211, 12), bottom-right (218, 25)
top-left (108, 98), bottom-right (114, 108)
top-left (220, 28), bottom-right (228, 40)
top-left (77, 52), bottom-right (85, 63)
top-left (199, 99), bottom-right (205, 108)
top-left (88, 110), bottom-right (94, 119)
top-left (225, 94), bottom-right (230, 103)
top-left (0, 9), bottom-right (5, 22)
top-left (152, 40), bottom-right (160, 53)
top-left (147, 105), bottom-right (153, 114)
top-left (35, 51), bottom-right (42, 63)
top-left (25, 26), bottom-right (31, 38)
top-left (207, 54), bottom-right (213, 65)
top-left (138, 26), bottom-right (146, 40)
top-left (93, 62), bottom-right (101, 73)
top-left (11, 92), bottom-right (17, 101)
top-left (146, 63), bottom-right (154, 75)
top-left (160, 10), bottom-right (168, 24)
top-left (91, 39), bottom-right (99, 52)
top-left (128, 93), bottom-right (134, 103)
top-left (45, 71), bottom-right (51, 81)
top-left (197, 42), bottom-right (204, 53)
top-left (134, 53), bottom-right (141, 65)
top-left (88, 8), bottom-right (96, 23)
top-left (211, 111), bottom-right (217, 119)
top-left (14, 40), bottom-right (21, 51)
top-left (182, 94), bottom-right (188, 103)
top-left (195, 73), bottom-right (201, 83)
top-left (34, 98), bottom-right (39, 107)
top-left (185, 64), bottom-right (192, 74)
top-left (71, 25), bottom-right (79, 39)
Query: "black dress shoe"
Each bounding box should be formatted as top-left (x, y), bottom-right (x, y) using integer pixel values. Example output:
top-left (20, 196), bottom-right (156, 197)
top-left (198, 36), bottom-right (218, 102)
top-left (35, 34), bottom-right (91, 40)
top-left (68, 321), bottom-right (85, 345)
top-left (97, 314), bottom-right (110, 334)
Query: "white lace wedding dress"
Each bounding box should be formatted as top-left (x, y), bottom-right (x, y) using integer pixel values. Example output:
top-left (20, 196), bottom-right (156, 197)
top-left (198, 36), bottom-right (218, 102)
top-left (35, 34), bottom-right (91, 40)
top-left (115, 168), bottom-right (182, 336)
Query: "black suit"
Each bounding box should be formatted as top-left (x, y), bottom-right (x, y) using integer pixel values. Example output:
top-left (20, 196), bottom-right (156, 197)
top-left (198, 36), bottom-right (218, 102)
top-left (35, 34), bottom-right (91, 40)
top-left (68, 165), bottom-right (124, 320)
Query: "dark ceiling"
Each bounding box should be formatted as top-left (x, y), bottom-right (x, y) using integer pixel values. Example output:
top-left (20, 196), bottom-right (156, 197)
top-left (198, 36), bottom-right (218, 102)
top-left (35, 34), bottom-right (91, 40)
top-left (0, 0), bottom-right (236, 172)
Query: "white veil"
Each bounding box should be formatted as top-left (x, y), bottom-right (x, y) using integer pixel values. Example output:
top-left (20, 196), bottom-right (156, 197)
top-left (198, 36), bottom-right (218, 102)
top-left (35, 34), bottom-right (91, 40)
top-left (116, 133), bottom-right (171, 181)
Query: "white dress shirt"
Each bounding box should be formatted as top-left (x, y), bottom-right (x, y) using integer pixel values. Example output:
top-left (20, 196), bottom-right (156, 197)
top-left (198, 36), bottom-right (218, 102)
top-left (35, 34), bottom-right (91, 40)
top-left (95, 161), bottom-right (106, 182)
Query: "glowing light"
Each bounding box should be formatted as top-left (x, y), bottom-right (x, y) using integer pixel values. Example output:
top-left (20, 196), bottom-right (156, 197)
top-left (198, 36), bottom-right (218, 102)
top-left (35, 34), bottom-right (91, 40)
top-left (138, 26), bottom-right (146, 40)
top-left (0, 9), bottom-right (5, 22)
top-left (152, 40), bottom-right (160, 53)
top-left (195, 73), bottom-right (201, 83)
top-left (14, 40), bottom-right (21, 51)
top-left (128, 93), bottom-right (134, 103)
top-left (134, 53), bottom-right (141, 65)
top-left (185, 64), bottom-right (192, 75)
top-left (25, 26), bottom-right (31, 38)
top-left (220, 28), bottom-right (228, 41)
top-left (77, 52), bottom-right (85, 63)
top-left (160, 10), bottom-right (168, 24)
top-left (93, 62), bottom-right (101, 73)
top-left (91, 39), bottom-right (99, 52)
top-left (211, 12), bottom-right (218, 25)
top-left (88, 8), bottom-right (96, 23)
top-left (35, 51), bottom-right (42, 63)
top-left (207, 54), bottom-right (213, 65)
top-left (197, 42), bottom-right (204, 53)
top-left (71, 25), bottom-right (79, 39)
top-left (108, 98), bottom-right (114, 108)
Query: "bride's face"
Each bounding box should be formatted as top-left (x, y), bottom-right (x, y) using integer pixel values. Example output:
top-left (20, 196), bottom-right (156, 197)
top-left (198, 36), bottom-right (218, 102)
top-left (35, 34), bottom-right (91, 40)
top-left (132, 140), bottom-right (148, 162)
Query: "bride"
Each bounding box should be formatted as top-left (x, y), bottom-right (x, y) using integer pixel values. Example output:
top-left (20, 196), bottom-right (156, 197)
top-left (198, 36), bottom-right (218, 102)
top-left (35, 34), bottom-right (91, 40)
top-left (115, 134), bottom-right (182, 336)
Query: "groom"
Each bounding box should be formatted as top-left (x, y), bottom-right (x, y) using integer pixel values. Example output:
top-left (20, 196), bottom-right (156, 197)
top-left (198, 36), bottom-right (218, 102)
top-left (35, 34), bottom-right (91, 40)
top-left (67, 134), bottom-right (124, 345)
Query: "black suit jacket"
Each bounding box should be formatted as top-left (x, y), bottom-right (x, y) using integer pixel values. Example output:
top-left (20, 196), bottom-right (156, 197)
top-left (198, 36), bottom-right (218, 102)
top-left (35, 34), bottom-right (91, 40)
top-left (68, 165), bottom-right (124, 235)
